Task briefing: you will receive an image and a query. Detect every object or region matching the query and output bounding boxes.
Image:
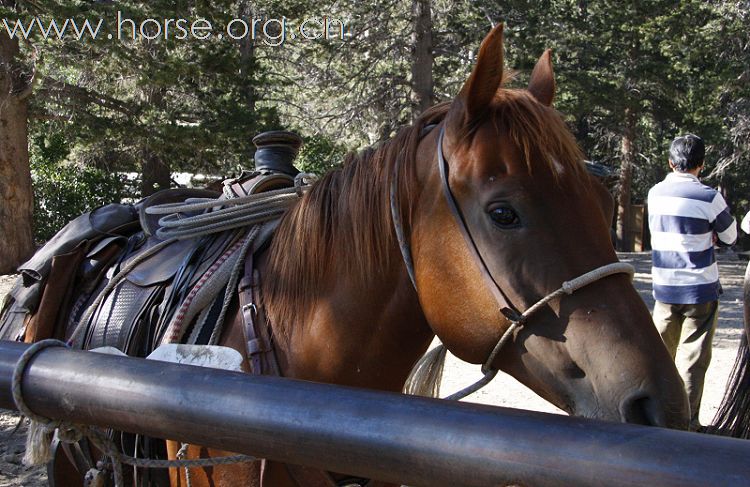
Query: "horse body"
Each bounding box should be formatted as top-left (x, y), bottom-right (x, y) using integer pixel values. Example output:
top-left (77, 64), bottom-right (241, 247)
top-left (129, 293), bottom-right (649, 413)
top-left (4, 25), bottom-right (696, 487)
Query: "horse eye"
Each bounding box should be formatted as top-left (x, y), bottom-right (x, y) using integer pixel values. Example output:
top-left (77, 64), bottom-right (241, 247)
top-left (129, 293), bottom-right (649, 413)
top-left (489, 206), bottom-right (520, 228)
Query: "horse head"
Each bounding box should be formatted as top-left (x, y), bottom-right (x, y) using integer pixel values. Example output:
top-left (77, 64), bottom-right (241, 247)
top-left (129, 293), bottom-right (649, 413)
top-left (409, 25), bottom-right (689, 428)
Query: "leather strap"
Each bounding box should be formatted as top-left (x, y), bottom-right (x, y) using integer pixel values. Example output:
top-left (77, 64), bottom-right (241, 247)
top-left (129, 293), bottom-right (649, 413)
top-left (238, 247), bottom-right (280, 376)
top-left (239, 252), bottom-right (261, 374)
top-left (436, 126), bottom-right (523, 321)
top-left (59, 438), bottom-right (93, 475)
top-left (227, 171), bottom-right (296, 199)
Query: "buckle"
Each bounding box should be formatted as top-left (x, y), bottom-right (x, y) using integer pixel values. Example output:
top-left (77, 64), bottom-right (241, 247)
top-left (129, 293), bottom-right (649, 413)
top-left (500, 307), bottom-right (525, 325)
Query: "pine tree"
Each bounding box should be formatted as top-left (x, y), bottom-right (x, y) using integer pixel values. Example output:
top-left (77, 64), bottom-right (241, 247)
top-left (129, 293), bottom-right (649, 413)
top-left (0, 0), bottom-right (35, 273)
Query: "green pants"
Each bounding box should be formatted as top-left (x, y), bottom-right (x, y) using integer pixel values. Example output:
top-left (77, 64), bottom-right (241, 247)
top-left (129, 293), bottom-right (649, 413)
top-left (652, 300), bottom-right (718, 430)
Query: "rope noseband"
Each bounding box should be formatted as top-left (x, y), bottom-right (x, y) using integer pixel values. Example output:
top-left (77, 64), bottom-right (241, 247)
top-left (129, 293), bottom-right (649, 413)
top-left (392, 124), bottom-right (635, 400)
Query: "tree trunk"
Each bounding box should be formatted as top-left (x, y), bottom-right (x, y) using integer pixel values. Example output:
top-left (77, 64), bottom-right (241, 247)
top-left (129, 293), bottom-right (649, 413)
top-left (616, 106), bottom-right (636, 252)
top-left (411, 0), bottom-right (433, 117)
top-left (140, 149), bottom-right (170, 197)
top-left (0, 31), bottom-right (35, 274)
top-left (717, 172), bottom-right (731, 212)
top-left (238, 1), bottom-right (257, 119)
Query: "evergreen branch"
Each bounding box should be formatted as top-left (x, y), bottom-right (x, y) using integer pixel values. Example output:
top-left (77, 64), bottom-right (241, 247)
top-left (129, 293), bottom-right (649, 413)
top-left (39, 77), bottom-right (137, 116)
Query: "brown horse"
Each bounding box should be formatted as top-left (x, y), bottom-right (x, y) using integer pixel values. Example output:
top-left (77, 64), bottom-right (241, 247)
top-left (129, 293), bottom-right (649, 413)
top-left (8, 24), bottom-right (691, 486)
top-left (164, 24), bottom-right (688, 486)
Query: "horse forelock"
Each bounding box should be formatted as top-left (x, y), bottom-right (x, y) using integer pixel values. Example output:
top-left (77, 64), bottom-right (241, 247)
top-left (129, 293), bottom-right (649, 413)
top-left (486, 89), bottom-right (587, 183)
top-left (263, 104), bottom-right (451, 335)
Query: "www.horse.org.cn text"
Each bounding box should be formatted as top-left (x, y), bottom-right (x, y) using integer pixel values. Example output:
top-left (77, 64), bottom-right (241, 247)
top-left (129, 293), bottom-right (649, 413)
top-left (1, 12), bottom-right (350, 46)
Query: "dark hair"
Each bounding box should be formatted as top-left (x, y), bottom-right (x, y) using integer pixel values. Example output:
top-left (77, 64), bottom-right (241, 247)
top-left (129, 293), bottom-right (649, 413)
top-left (669, 134), bottom-right (705, 172)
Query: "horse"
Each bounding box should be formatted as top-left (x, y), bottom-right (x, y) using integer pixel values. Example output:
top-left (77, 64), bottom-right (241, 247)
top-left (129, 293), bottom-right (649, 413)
top-left (2, 24), bottom-right (694, 486)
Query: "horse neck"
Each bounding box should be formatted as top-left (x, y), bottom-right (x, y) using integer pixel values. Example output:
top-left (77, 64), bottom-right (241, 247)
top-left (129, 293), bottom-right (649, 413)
top-left (261, 160), bottom-right (434, 392)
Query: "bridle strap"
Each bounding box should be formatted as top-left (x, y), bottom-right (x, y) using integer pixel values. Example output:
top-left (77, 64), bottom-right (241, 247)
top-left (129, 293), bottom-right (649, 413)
top-left (389, 123), bottom-right (441, 290)
top-left (390, 164), bottom-right (418, 289)
top-left (436, 126), bottom-right (524, 320)
top-left (444, 261), bottom-right (634, 400)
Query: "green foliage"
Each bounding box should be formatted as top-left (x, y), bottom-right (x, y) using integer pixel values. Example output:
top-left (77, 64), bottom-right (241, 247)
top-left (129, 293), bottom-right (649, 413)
top-left (4, 0), bottom-right (749, 238)
top-left (295, 135), bottom-right (348, 175)
top-left (30, 132), bottom-right (134, 242)
top-left (17, 1), bottom-right (280, 184)
top-left (32, 132), bottom-right (68, 166)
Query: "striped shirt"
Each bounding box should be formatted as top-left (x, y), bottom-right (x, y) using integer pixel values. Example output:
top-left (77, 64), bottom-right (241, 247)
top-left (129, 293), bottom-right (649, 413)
top-left (647, 172), bottom-right (737, 304)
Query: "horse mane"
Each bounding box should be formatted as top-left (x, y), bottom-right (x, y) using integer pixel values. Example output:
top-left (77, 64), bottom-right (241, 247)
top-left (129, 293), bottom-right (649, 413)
top-left (263, 103), bottom-right (451, 335)
top-left (263, 90), bottom-right (586, 336)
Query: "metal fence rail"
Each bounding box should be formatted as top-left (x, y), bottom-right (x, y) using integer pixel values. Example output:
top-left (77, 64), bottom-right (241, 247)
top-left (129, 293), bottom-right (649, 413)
top-left (1, 340), bottom-right (749, 487)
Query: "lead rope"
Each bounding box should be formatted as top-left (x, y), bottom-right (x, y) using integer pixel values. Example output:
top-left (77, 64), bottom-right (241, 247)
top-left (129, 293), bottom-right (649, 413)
top-left (443, 262), bottom-right (635, 401)
top-left (147, 173), bottom-right (316, 240)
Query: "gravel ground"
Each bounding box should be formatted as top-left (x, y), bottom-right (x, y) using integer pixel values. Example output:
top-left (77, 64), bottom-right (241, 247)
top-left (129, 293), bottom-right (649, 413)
top-left (0, 252), bottom-right (746, 486)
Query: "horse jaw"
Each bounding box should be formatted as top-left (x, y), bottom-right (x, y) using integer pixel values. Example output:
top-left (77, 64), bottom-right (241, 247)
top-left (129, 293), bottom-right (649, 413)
top-left (499, 280), bottom-right (690, 430)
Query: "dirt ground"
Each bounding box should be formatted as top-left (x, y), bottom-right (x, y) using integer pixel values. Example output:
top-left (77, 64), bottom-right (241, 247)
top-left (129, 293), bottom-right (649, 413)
top-left (0, 252), bottom-right (747, 486)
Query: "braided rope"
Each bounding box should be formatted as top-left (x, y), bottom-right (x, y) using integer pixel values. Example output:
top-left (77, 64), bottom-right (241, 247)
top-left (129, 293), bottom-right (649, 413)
top-left (145, 185), bottom-right (304, 215)
top-left (155, 204), bottom-right (290, 240)
top-left (445, 262), bottom-right (635, 401)
top-left (12, 340), bottom-right (69, 428)
top-left (209, 225), bottom-right (261, 345)
top-left (86, 428), bottom-right (254, 469)
top-left (160, 237), bottom-right (246, 345)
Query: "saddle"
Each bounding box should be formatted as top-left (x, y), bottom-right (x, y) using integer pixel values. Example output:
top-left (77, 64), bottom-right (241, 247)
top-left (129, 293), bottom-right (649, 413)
top-left (0, 165), bottom-right (369, 486)
top-left (71, 171), bottom-right (297, 355)
top-left (0, 170), bottom-right (295, 483)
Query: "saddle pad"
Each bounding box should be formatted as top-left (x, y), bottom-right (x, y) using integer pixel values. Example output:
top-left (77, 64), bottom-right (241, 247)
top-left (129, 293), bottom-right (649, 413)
top-left (147, 344), bottom-right (244, 371)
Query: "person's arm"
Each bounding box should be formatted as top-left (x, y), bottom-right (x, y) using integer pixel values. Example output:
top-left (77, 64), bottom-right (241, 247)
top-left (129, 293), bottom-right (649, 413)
top-left (712, 193), bottom-right (737, 246)
top-left (741, 210), bottom-right (750, 235)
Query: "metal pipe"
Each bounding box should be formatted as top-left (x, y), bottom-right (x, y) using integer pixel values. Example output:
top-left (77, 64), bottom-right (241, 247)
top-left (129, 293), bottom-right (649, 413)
top-left (1, 340), bottom-right (749, 487)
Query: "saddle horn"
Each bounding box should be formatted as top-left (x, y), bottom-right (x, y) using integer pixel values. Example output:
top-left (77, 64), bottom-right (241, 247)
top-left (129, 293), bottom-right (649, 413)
top-left (252, 131), bottom-right (303, 176)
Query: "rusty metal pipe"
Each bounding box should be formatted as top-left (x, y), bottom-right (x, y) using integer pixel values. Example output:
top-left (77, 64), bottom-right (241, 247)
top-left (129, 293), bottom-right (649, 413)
top-left (1, 340), bottom-right (749, 487)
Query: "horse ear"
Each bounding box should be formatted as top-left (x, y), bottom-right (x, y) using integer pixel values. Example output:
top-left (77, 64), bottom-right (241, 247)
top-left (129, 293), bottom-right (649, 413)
top-left (527, 49), bottom-right (556, 106)
top-left (455, 23), bottom-right (505, 122)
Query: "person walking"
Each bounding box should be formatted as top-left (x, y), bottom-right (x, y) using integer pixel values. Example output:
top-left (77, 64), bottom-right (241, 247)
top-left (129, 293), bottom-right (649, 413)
top-left (647, 134), bottom-right (737, 431)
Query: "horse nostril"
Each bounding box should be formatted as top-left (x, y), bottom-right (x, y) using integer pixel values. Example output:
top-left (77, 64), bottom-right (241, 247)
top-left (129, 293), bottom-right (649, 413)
top-left (620, 393), bottom-right (665, 427)
top-left (564, 362), bottom-right (585, 379)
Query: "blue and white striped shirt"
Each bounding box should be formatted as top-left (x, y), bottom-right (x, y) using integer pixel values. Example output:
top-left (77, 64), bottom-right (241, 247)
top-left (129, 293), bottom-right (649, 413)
top-left (647, 172), bottom-right (737, 304)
